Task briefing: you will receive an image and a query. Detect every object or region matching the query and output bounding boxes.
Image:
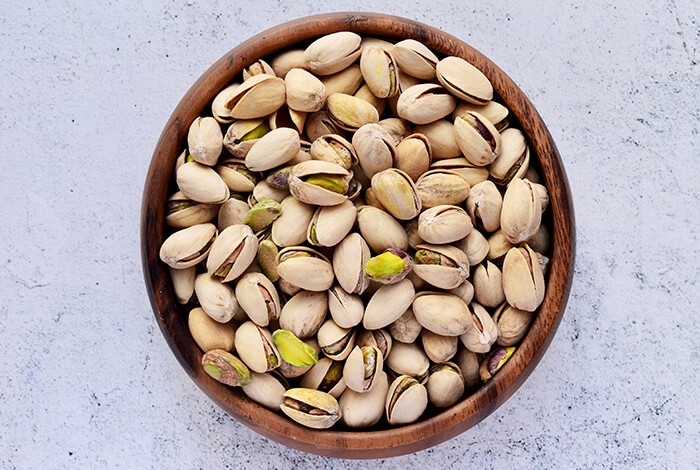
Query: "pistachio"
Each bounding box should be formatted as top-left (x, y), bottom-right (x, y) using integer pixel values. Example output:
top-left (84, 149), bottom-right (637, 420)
top-left (392, 39), bottom-right (438, 80)
top-left (352, 123), bottom-right (395, 179)
top-left (453, 100), bottom-right (509, 131)
top-left (288, 160), bottom-right (352, 206)
top-left (394, 133), bottom-right (432, 180)
top-left (412, 292), bottom-right (471, 336)
top-left (160, 223), bottom-right (217, 269)
top-left (240, 199), bottom-right (282, 233)
top-left (360, 37), bottom-right (394, 51)
top-left (363, 187), bottom-right (387, 211)
top-left (310, 134), bottom-right (357, 170)
top-left (454, 229), bottom-right (489, 266)
top-left (235, 272), bottom-right (281, 327)
top-left (305, 110), bottom-right (345, 142)
top-left (278, 290), bottom-right (328, 339)
top-left (270, 48), bottom-right (305, 78)
top-left (317, 319), bottom-right (356, 361)
top-left (265, 166), bottom-right (294, 190)
top-left (243, 59), bottom-right (275, 80)
top-left (486, 230), bottom-right (514, 265)
top-left (249, 179), bottom-right (289, 205)
top-left (176, 162), bottom-right (230, 204)
top-left (413, 244), bottom-right (470, 290)
top-left (216, 158), bottom-right (259, 193)
top-left (493, 303), bottom-right (535, 346)
top-left (276, 246), bottom-right (334, 292)
top-left (427, 362), bottom-right (465, 408)
top-left (533, 182), bottom-right (550, 212)
top-left (328, 284), bottom-right (364, 328)
top-left (224, 73), bottom-right (286, 119)
top-left (242, 371), bottom-right (289, 410)
top-left (363, 279), bottom-right (415, 330)
top-left (500, 178), bottom-right (542, 244)
top-left (418, 205), bottom-right (472, 244)
top-left (436, 56), bottom-right (493, 104)
top-left (166, 191), bottom-right (218, 229)
top-left (307, 199), bottom-right (357, 247)
top-left (396, 83), bottom-right (456, 125)
top-left (206, 224), bottom-right (258, 283)
top-left (354, 83), bottom-right (385, 116)
top-left (389, 307), bottom-right (422, 344)
top-left (489, 128), bottom-right (529, 185)
top-left (415, 169), bottom-right (470, 208)
top-left (364, 248), bottom-right (413, 284)
top-left (343, 346), bottom-right (384, 393)
top-left (384, 341), bottom-right (429, 382)
top-left (211, 84), bottom-right (240, 124)
top-left (187, 116), bottom-right (223, 166)
top-left (430, 157), bottom-right (490, 187)
top-left (480, 346), bottom-right (516, 382)
top-left (466, 180), bottom-right (503, 232)
top-left (188, 307), bottom-right (236, 352)
top-left (223, 119), bottom-right (270, 159)
top-left (285, 68), bottom-right (327, 112)
top-left (304, 31), bottom-right (362, 75)
top-left (473, 261), bottom-right (506, 308)
top-left (360, 46), bottom-right (400, 98)
top-left (321, 64), bottom-right (364, 96)
top-left (340, 370), bottom-right (389, 428)
top-left (271, 196), bottom-right (315, 247)
top-left (245, 127), bottom-right (301, 172)
top-left (201, 350), bottom-right (251, 387)
top-left (370, 169), bottom-right (422, 220)
top-left (454, 112), bottom-right (502, 166)
top-left (194, 273), bottom-right (240, 323)
top-left (281, 388), bottom-right (342, 429)
top-left (276, 337), bottom-right (319, 378)
top-left (414, 119), bottom-right (460, 160)
top-left (502, 245), bottom-right (545, 312)
top-left (300, 357), bottom-right (347, 398)
top-left (332, 233), bottom-right (371, 295)
top-left (356, 329), bottom-right (393, 359)
top-left (327, 92), bottom-right (380, 132)
top-left (234, 321), bottom-right (280, 373)
top-left (268, 104), bottom-right (307, 134)
top-left (170, 266), bottom-right (196, 304)
top-left (387, 73), bottom-right (421, 116)
top-left (459, 302), bottom-right (499, 353)
top-left (422, 330), bottom-right (458, 363)
top-left (272, 329), bottom-right (319, 367)
top-left (385, 375), bottom-right (428, 425)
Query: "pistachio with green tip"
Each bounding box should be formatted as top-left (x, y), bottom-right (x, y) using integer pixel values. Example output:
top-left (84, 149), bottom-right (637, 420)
top-left (206, 224), bottom-right (258, 283)
top-left (281, 388), bottom-right (342, 429)
top-left (480, 346), bottom-right (516, 382)
top-left (343, 345), bottom-right (384, 393)
top-left (385, 375), bottom-right (428, 425)
top-left (223, 119), bottom-right (270, 158)
top-left (216, 158), bottom-right (259, 193)
top-left (166, 191), bottom-right (218, 229)
top-left (288, 160), bottom-right (352, 206)
top-left (234, 321), bottom-right (281, 373)
top-left (201, 350), bottom-right (251, 386)
top-left (426, 362), bottom-right (465, 408)
top-left (243, 199), bottom-right (282, 232)
top-left (272, 329), bottom-right (319, 367)
top-left (356, 329), bottom-right (393, 360)
top-left (364, 248), bottom-right (413, 284)
top-left (310, 134), bottom-right (357, 169)
top-left (265, 165), bottom-right (294, 190)
top-left (413, 244), bottom-right (470, 290)
top-left (276, 337), bottom-right (320, 378)
top-left (317, 319), bottom-right (356, 361)
top-left (300, 357), bottom-right (347, 398)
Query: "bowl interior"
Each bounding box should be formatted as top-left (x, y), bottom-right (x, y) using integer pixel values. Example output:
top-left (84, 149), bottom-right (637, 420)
top-left (141, 12), bottom-right (575, 458)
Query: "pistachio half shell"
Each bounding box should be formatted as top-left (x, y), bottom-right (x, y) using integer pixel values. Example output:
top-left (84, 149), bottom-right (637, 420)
top-left (385, 375), bottom-right (428, 425)
top-left (160, 223), bottom-right (217, 269)
top-left (201, 350), bottom-right (251, 386)
top-left (206, 224), bottom-right (258, 283)
top-left (234, 321), bottom-right (281, 373)
top-left (224, 74), bottom-right (286, 119)
top-left (281, 388), bottom-right (342, 429)
top-left (300, 357), bottom-right (347, 398)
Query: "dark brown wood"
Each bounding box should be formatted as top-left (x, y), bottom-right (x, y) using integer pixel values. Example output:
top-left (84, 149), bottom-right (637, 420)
top-left (141, 12), bottom-right (576, 459)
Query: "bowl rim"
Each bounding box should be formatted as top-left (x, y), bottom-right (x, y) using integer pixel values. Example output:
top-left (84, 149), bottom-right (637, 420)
top-left (141, 11), bottom-right (576, 458)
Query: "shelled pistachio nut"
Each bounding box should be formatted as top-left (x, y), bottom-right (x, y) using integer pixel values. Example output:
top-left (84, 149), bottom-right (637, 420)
top-left (188, 307), bottom-right (236, 352)
top-left (300, 357), bottom-right (347, 398)
top-left (412, 292), bottom-right (471, 336)
top-left (317, 319), bottom-right (356, 361)
top-left (166, 191), bottom-right (218, 229)
top-left (340, 370), bottom-right (389, 428)
top-left (278, 290), bottom-right (328, 339)
top-left (472, 261), bottom-right (505, 308)
top-left (223, 118), bottom-right (270, 158)
top-left (272, 329), bottom-right (319, 368)
top-left (480, 346), bottom-right (516, 382)
top-left (265, 165), bottom-right (294, 190)
top-left (385, 375), bottom-right (428, 425)
top-left (326, 93), bottom-right (380, 131)
top-left (243, 199), bottom-right (282, 232)
top-left (413, 244), bottom-right (470, 290)
top-left (216, 158), bottom-right (259, 193)
top-left (453, 100), bottom-right (509, 131)
top-left (194, 273), bottom-right (240, 323)
top-left (201, 350), bottom-right (251, 386)
top-left (160, 223), bottom-right (217, 269)
top-left (307, 199), bottom-right (357, 247)
top-left (459, 302), bottom-right (499, 353)
top-left (455, 348), bottom-right (482, 391)
top-left (242, 371), bottom-right (289, 410)
top-left (436, 56), bottom-right (493, 105)
top-left (187, 116), bottom-right (223, 166)
top-left (234, 321), bottom-right (281, 373)
top-left (392, 39), bottom-right (438, 79)
top-left (170, 266), bottom-right (196, 304)
top-left (489, 128), bottom-right (530, 185)
top-left (321, 64), bottom-right (363, 96)
top-left (418, 205), bottom-right (472, 244)
top-left (284, 67), bottom-right (327, 112)
top-left (415, 169), bottom-right (470, 208)
top-left (360, 46), bottom-right (400, 98)
top-left (245, 127), bottom-right (301, 172)
top-left (370, 169), bottom-right (422, 220)
top-left (332, 233), bottom-right (371, 295)
top-left (454, 111), bottom-right (502, 167)
top-left (206, 224), bottom-right (258, 283)
top-left (234, 272), bottom-right (281, 327)
top-left (281, 388), bottom-right (342, 429)
top-left (363, 279), bottom-right (415, 330)
top-left (422, 330), bottom-right (458, 363)
top-left (426, 362), bottom-right (465, 408)
top-left (328, 284), bottom-right (364, 328)
top-left (303, 31), bottom-right (362, 75)
top-left (394, 133), bottom-right (432, 181)
top-left (364, 248), bottom-right (413, 285)
top-left (352, 123), bottom-right (395, 179)
top-left (385, 341), bottom-right (430, 382)
top-left (224, 73), bottom-right (286, 119)
top-left (276, 246), bottom-right (334, 292)
top-left (211, 83), bottom-right (240, 124)
top-left (176, 162), bottom-right (230, 204)
top-left (256, 239), bottom-right (279, 282)
top-left (271, 196), bottom-right (315, 247)
top-left (343, 345), bottom-right (384, 393)
top-left (502, 244), bottom-right (545, 312)
top-left (500, 178), bottom-right (542, 244)
top-left (288, 160), bottom-right (352, 206)
top-left (310, 134), bottom-right (357, 170)
top-left (356, 329), bottom-right (393, 359)
top-left (389, 308), bottom-right (423, 344)
top-left (430, 157), bottom-right (489, 187)
top-left (466, 180), bottom-right (503, 233)
top-left (493, 303), bottom-right (535, 346)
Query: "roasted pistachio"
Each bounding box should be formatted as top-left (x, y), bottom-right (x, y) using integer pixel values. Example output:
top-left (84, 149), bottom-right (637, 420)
top-left (436, 56), bottom-right (493, 104)
top-left (392, 39), bottom-right (438, 79)
top-left (413, 244), bottom-right (470, 290)
top-left (340, 370), bottom-right (389, 428)
top-left (307, 200), bottom-right (357, 247)
top-left (242, 371), bottom-right (289, 410)
top-left (278, 290), bottom-right (328, 339)
top-left (327, 93), bottom-right (380, 131)
top-left (352, 123), bottom-right (396, 179)
top-left (415, 169), bottom-right (470, 208)
top-left (500, 178), bottom-right (542, 244)
top-left (343, 346), bottom-right (384, 393)
top-left (245, 127), bottom-right (301, 172)
top-left (235, 272), bottom-right (281, 327)
top-left (356, 329), bottom-right (393, 359)
top-left (188, 307), bottom-right (236, 352)
top-left (276, 246), bottom-right (334, 292)
top-left (202, 350), bottom-right (251, 386)
top-left (281, 388), bottom-right (342, 429)
top-left (426, 362), bottom-right (465, 408)
top-left (454, 112), bottom-right (502, 167)
top-left (256, 239), bottom-right (279, 282)
top-left (187, 116), bottom-right (223, 166)
top-left (363, 279), bottom-right (415, 330)
top-left (223, 119), bottom-right (270, 159)
top-left (166, 191), bottom-right (219, 229)
top-left (389, 308), bottom-right (423, 344)
top-left (304, 31), bottom-right (362, 75)
top-left (480, 346), bottom-right (516, 382)
top-left (502, 245), bottom-right (545, 312)
top-left (160, 223), bottom-right (217, 270)
top-left (397, 83), bottom-right (456, 125)
top-left (422, 330), bottom-right (458, 363)
top-left (356, 206), bottom-right (409, 253)
top-left (177, 162), bottom-right (230, 204)
top-left (412, 292), bottom-right (471, 336)
top-left (300, 357), bottom-right (347, 398)
top-left (493, 303), bottom-right (535, 346)
top-left (370, 169), bottom-right (422, 220)
top-left (360, 46), bottom-right (400, 98)
top-left (317, 319), bottom-right (356, 361)
top-left (394, 133), bottom-right (432, 180)
top-left (332, 233), bottom-right (371, 295)
top-left (418, 204), bottom-right (472, 244)
top-left (385, 375), bottom-right (428, 425)
top-left (385, 341), bottom-right (429, 382)
top-left (170, 266), bottom-right (196, 304)
top-left (271, 196), bottom-right (315, 247)
top-left (310, 134), bottom-right (357, 170)
top-left (288, 160), bottom-right (352, 206)
top-left (206, 224), bottom-right (258, 283)
top-left (472, 261), bottom-right (506, 308)
top-left (364, 248), bottom-right (413, 284)
top-left (234, 321), bottom-right (281, 373)
top-left (453, 100), bottom-right (509, 131)
top-left (216, 158), bottom-right (259, 193)
top-left (224, 73), bottom-right (286, 119)
top-left (285, 67), bottom-right (327, 112)
top-left (489, 128), bottom-right (529, 185)
top-left (243, 59), bottom-right (275, 80)
top-left (466, 180), bottom-right (503, 233)
top-left (459, 302), bottom-right (499, 353)
top-left (270, 48), bottom-right (305, 77)
top-left (328, 284), bottom-right (364, 328)
top-left (194, 273), bottom-right (240, 323)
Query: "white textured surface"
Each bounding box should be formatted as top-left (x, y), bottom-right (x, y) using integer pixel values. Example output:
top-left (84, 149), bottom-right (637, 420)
top-left (1, 0), bottom-right (698, 468)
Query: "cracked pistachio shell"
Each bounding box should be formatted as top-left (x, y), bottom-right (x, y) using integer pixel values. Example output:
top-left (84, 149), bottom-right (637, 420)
top-left (343, 346), bottom-right (384, 393)
top-left (413, 243), bottom-right (470, 290)
top-left (216, 159), bottom-right (258, 193)
top-left (456, 348), bottom-right (481, 391)
top-left (449, 280), bottom-right (475, 305)
top-left (360, 46), bottom-right (400, 98)
top-left (332, 233), bottom-right (371, 295)
top-left (224, 73), bottom-right (286, 119)
top-left (385, 375), bottom-right (428, 425)
top-left (285, 68), bottom-right (327, 112)
top-left (245, 127), bottom-right (301, 172)
top-left (279, 290), bottom-right (328, 339)
top-left (317, 319), bottom-right (356, 361)
top-left (300, 358), bottom-right (347, 398)
top-left (454, 112), bottom-right (502, 167)
top-left (502, 245), bottom-right (545, 312)
top-left (206, 224), bottom-right (258, 283)
top-left (527, 224), bottom-right (550, 254)
top-left (305, 110), bottom-right (345, 142)
top-left (385, 341), bottom-right (430, 382)
top-left (340, 370), bottom-right (389, 428)
top-left (415, 119), bottom-right (460, 160)
top-left (397, 83), bottom-right (456, 125)
top-left (268, 105), bottom-right (307, 135)
top-left (270, 48), bottom-right (305, 78)
top-left (354, 83), bottom-right (386, 116)
top-left (418, 205), bottom-right (472, 244)
top-left (160, 223), bottom-right (217, 269)
top-left (467, 180), bottom-right (503, 233)
top-left (459, 302), bottom-right (499, 353)
top-left (187, 117), bottom-right (223, 166)
top-left (500, 178), bottom-right (542, 244)
top-left (389, 307), bottom-right (423, 344)
top-left (352, 123), bottom-right (395, 179)
top-left (489, 128), bottom-right (530, 185)
top-left (378, 117), bottom-right (413, 145)
top-left (211, 83), bottom-right (240, 124)
top-left (276, 246), bottom-right (334, 292)
top-left (436, 56), bottom-right (493, 105)
top-left (256, 239), bottom-right (279, 282)
top-left (363, 279), bottom-right (415, 330)
top-left (307, 200), bottom-right (357, 247)
top-left (202, 349), bottom-right (251, 386)
top-left (243, 371), bottom-right (289, 410)
top-left (415, 169), bottom-right (470, 208)
top-left (473, 261), bottom-right (506, 308)
top-left (188, 307), bottom-right (236, 352)
top-left (310, 134), bottom-right (357, 170)
top-left (427, 362), bottom-right (465, 408)
top-left (166, 191), bottom-right (218, 229)
top-left (223, 118), bottom-right (269, 159)
top-left (217, 197), bottom-right (250, 230)
top-left (176, 162), bottom-right (230, 204)
top-left (454, 100), bottom-right (510, 131)
top-left (321, 64), bottom-right (363, 96)
top-left (422, 331), bottom-right (458, 363)
top-left (304, 31), bottom-right (362, 75)
top-left (430, 157), bottom-right (490, 187)
top-left (394, 133), bottom-right (432, 181)
top-left (493, 303), bottom-right (535, 346)
top-left (235, 272), bottom-right (281, 327)
top-left (288, 160), bottom-right (351, 206)
top-left (235, 321), bottom-right (280, 373)
top-left (388, 73), bottom-right (421, 116)
top-left (281, 388), bottom-right (341, 429)
top-left (243, 199), bottom-right (282, 232)
top-left (454, 229), bottom-right (489, 267)
top-left (370, 169), bottom-right (422, 220)
top-left (480, 346), bottom-right (516, 382)
top-left (271, 196), bottom-right (315, 247)
top-left (326, 93), bottom-right (380, 133)
top-left (194, 273), bottom-right (240, 323)
top-left (328, 284), bottom-right (364, 328)
top-left (356, 329), bottom-right (393, 360)
top-left (392, 39), bottom-right (438, 80)
top-left (412, 292), bottom-right (471, 336)
top-left (170, 266), bottom-right (196, 304)
top-left (242, 59), bottom-right (275, 80)
top-left (487, 230), bottom-right (514, 264)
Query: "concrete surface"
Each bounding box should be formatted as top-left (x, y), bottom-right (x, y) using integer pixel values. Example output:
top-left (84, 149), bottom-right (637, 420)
top-left (1, 0), bottom-right (698, 468)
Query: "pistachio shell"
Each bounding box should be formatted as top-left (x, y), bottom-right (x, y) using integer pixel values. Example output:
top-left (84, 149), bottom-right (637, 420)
top-left (304, 31), bottom-right (362, 75)
top-left (453, 100), bottom-right (510, 131)
top-left (222, 118), bottom-right (269, 158)
top-left (394, 133), bottom-right (432, 180)
top-left (480, 346), bottom-right (516, 382)
top-left (487, 230), bottom-right (514, 264)
top-left (270, 48), bottom-right (306, 78)
top-left (354, 83), bottom-right (386, 116)
top-left (360, 37), bottom-right (394, 51)
top-left (305, 110), bottom-right (345, 142)
top-left (389, 307), bottom-right (423, 344)
top-left (310, 134), bottom-right (357, 169)
top-left (276, 246), bottom-right (334, 292)
top-left (392, 39), bottom-right (439, 80)
top-left (527, 224), bottom-right (550, 254)
top-left (385, 341), bottom-right (430, 381)
top-left (279, 290), bottom-right (328, 338)
top-left (211, 84), bottom-right (240, 124)
top-left (360, 46), bottom-right (400, 98)
top-left (170, 266), bottom-right (196, 304)
top-left (426, 363), bottom-right (465, 408)
top-left (321, 64), bottom-right (364, 96)
top-left (415, 169), bottom-right (470, 208)
top-left (206, 224), bottom-right (258, 283)
top-left (328, 284), bottom-right (364, 328)
top-left (430, 157), bottom-right (490, 187)
top-left (456, 348), bottom-right (481, 391)
top-left (194, 273), bottom-right (240, 323)
top-left (396, 83), bottom-right (456, 125)
top-left (300, 358), bottom-right (347, 398)
top-left (285, 68), bottom-right (327, 112)
top-left (188, 307), bottom-right (236, 352)
top-left (454, 112), bottom-right (502, 167)
top-left (363, 279), bottom-right (415, 330)
top-left (268, 105), bottom-right (307, 134)
top-left (288, 160), bottom-right (352, 206)
top-left (472, 261), bottom-right (505, 308)
top-left (378, 117), bottom-right (413, 145)
top-left (332, 233), bottom-right (371, 295)
top-left (271, 196), bottom-right (315, 247)
top-left (281, 388), bottom-right (341, 429)
top-left (307, 199), bottom-right (357, 247)
top-left (489, 128), bottom-right (529, 185)
top-left (355, 329), bottom-right (393, 359)
top-left (370, 169), bottom-right (422, 220)
top-left (412, 292), bottom-right (471, 336)
top-left (343, 346), bottom-right (384, 393)
top-left (500, 178), bottom-right (542, 244)
top-left (187, 116), bottom-right (223, 166)
top-left (317, 319), bottom-right (356, 361)
top-left (385, 375), bottom-right (428, 425)
top-left (502, 245), bottom-right (545, 312)
top-left (422, 330), bottom-right (458, 363)
top-left (235, 321), bottom-right (280, 373)
top-left (235, 272), bottom-right (281, 327)
top-left (493, 303), bottom-right (535, 346)
top-left (454, 229), bottom-right (489, 267)
top-left (418, 205), bottom-right (472, 244)
top-left (340, 370), bottom-right (389, 428)
top-left (245, 127), bottom-right (301, 172)
top-left (166, 191), bottom-right (219, 229)
top-left (201, 350), bottom-right (251, 386)
top-left (327, 93), bottom-right (380, 132)
top-left (466, 180), bottom-right (503, 233)
top-left (242, 59), bottom-right (275, 80)
top-left (159, 223), bottom-right (217, 269)
top-left (352, 123), bottom-right (395, 179)
top-left (249, 180), bottom-right (289, 206)
top-left (449, 280), bottom-right (475, 305)
top-left (215, 158), bottom-right (258, 193)
top-left (225, 74), bottom-right (286, 119)
top-left (413, 243), bottom-right (470, 290)
top-left (436, 56), bottom-right (493, 104)
top-left (459, 302), bottom-right (499, 353)
top-left (242, 371), bottom-right (288, 410)
top-left (176, 162), bottom-right (230, 204)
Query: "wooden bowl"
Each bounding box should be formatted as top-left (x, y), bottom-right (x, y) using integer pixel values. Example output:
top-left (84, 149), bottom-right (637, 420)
top-left (141, 12), bottom-right (575, 458)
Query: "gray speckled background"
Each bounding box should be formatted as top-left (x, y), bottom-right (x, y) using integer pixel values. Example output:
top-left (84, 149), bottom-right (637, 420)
top-left (1, 0), bottom-right (698, 468)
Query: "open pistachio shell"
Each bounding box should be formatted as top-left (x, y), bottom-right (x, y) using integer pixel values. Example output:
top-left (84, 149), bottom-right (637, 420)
top-left (340, 370), bottom-right (389, 428)
top-left (489, 128), bottom-right (530, 185)
top-left (224, 73), bottom-right (286, 119)
top-left (304, 31), bottom-right (362, 75)
top-left (281, 388), bottom-right (342, 429)
top-left (328, 284), bottom-right (364, 328)
top-left (176, 162), bottom-right (230, 204)
top-left (363, 279), bottom-right (415, 330)
top-left (385, 375), bottom-right (428, 425)
top-left (397, 83), bottom-right (456, 125)
top-left (426, 362), bottom-right (465, 408)
top-left (473, 261), bottom-right (506, 308)
top-left (453, 100), bottom-right (510, 131)
top-left (243, 59), bottom-right (275, 80)
top-left (436, 56), bottom-right (493, 105)
top-left (300, 357), bottom-right (347, 398)
top-left (166, 191), bottom-right (219, 229)
top-left (412, 292), bottom-right (471, 336)
top-left (360, 46), bottom-right (400, 98)
top-left (271, 196), bottom-right (315, 247)
top-left (502, 244), bottom-right (545, 312)
top-left (317, 319), bottom-right (356, 361)
top-left (413, 243), bottom-right (470, 290)
top-left (415, 169), bottom-right (470, 208)
top-left (307, 200), bottom-right (357, 247)
top-left (332, 233), bottom-right (371, 295)
top-left (500, 178), bottom-right (542, 244)
top-left (245, 127), bottom-right (301, 172)
top-left (459, 302), bottom-right (499, 353)
top-left (284, 68), bottom-right (326, 112)
top-left (278, 290), bottom-right (328, 339)
top-left (223, 118), bottom-right (269, 159)
top-left (206, 224), bottom-right (258, 283)
top-left (160, 223), bottom-right (217, 269)
top-left (418, 205), bottom-right (472, 244)
top-left (310, 134), bottom-right (357, 170)
top-left (356, 329), bottom-right (393, 359)
top-left (202, 349), bottom-right (251, 386)
top-left (234, 321), bottom-right (280, 373)
top-left (352, 123), bottom-right (395, 179)
top-left (385, 341), bottom-right (429, 382)
top-left (343, 346), bottom-right (384, 393)
top-left (288, 160), bottom-right (352, 206)
top-left (305, 110), bottom-right (345, 142)
top-left (480, 346), bottom-right (516, 382)
top-left (392, 39), bottom-right (438, 80)
top-left (211, 83), bottom-right (240, 124)
top-left (188, 307), bottom-right (236, 352)
top-left (466, 180), bottom-right (503, 233)
top-left (268, 104), bottom-right (307, 135)
top-left (234, 272), bottom-right (281, 327)
top-left (389, 308), bottom-right (423, 344)
top-left (430, 157), bottom-right (489, 187)
top-left (454, 112), bottom-right (502, 167)
top-left (215, 158), bottom-right (259, 193)
top-left (242, 371), bottom-right (289, 410)
top-left (276, 246), bottom-right (334, 292)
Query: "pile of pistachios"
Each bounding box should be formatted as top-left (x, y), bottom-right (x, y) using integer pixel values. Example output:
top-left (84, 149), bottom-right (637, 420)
top-left (159, 31), bottom-right (551, 430)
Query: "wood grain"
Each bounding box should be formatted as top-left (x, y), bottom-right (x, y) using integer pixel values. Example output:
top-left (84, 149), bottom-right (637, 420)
top-left (141, 12), bottom-right (576, 458)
